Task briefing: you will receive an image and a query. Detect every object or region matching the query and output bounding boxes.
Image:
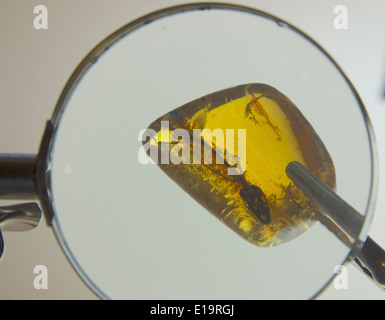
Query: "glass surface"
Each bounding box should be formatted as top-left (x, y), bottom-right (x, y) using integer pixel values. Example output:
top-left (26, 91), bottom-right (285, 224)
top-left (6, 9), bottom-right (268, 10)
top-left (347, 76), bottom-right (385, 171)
top-left (47, 4), bottom-right (376, 299)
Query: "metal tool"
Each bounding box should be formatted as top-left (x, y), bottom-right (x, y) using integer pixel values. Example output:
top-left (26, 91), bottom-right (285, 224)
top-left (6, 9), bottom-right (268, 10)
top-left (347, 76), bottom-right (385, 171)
top-left (286, 161), bottom-right (385, 290)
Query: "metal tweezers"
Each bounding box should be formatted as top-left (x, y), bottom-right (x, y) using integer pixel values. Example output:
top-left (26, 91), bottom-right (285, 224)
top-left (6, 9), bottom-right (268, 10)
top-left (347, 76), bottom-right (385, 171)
top-left (286, 161), bottom-right (385, 291)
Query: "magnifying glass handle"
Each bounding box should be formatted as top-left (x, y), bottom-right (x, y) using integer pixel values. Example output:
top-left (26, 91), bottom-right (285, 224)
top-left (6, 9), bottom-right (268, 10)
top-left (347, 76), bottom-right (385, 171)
top-left (286, 161), bottom-right (385, 291)
top-left (0, 154), bottom-right (41, 258)
top-left (0, 154), bottom-right (38, 199)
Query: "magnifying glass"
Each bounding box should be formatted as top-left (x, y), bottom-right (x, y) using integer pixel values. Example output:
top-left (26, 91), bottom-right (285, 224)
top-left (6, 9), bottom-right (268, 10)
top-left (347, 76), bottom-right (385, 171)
top-left (0, 3), bottom-right (383, 300)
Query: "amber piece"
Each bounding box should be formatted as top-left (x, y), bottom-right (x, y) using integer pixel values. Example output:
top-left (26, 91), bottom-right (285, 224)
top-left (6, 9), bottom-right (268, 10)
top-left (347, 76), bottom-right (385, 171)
top-left (143, 84), bottom-right (335, 247)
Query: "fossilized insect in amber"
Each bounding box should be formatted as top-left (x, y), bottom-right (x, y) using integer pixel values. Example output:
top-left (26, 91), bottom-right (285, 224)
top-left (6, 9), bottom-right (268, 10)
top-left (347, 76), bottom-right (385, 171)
top-left (143, 83), bottom-right (335, 247)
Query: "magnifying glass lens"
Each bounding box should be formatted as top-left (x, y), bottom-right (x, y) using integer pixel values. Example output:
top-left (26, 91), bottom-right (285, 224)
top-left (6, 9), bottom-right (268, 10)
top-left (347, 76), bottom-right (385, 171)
top-left (47, 4), bottom-right (376, 299)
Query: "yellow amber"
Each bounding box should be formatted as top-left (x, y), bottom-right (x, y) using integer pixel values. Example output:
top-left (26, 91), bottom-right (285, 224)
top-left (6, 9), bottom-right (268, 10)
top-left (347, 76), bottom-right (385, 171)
top-left (144, 84), bottom-right (335, 247)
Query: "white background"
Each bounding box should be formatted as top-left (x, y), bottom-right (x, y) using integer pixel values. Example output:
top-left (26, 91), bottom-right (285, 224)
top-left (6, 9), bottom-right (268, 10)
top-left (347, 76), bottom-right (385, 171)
top-left (0, 0), bottom-right (384, 299)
